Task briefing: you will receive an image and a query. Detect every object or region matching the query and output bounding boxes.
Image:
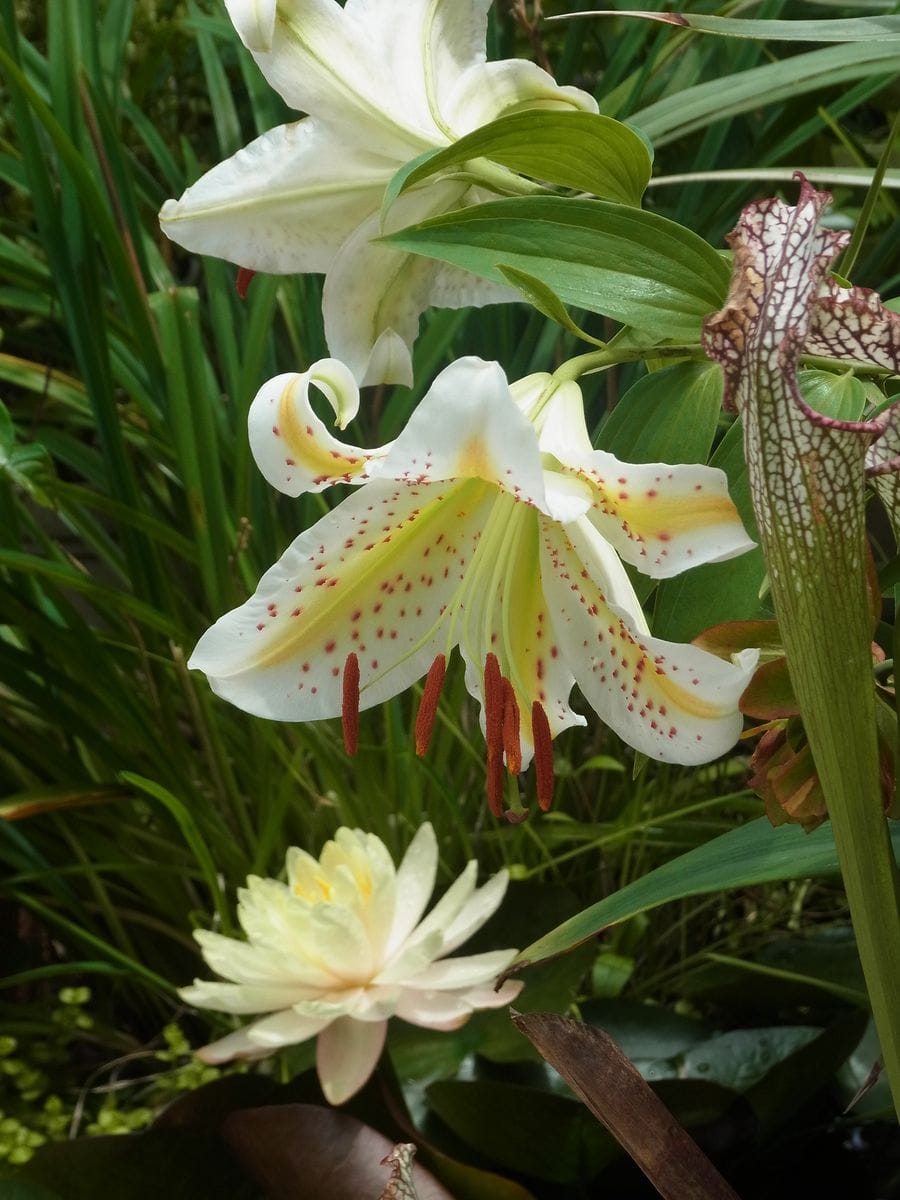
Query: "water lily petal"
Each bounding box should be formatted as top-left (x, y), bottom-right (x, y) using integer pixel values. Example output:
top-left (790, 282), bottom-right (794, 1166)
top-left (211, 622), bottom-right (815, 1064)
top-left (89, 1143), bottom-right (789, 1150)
top-left (317, 1015), bottom-right (387, 1104)
top-left (248, 361), bottom-right (390, 497)
top-left (397, 859), bottom-right (477, 957)
top-left (443, 58), bottom-right (598, 135)
top-left (159, 118), bottom-right (392, 275)
top-left (197, 1010), bottom-right (332, 1064)
top-left (541, 517), bottom-right (758, 764)
top-left (386, 821), bottom-right (439, 955)
top-left (193, 928), bottom-right (337, 988)
top-left (393, 988), bottom-right (476, 1030)
top-left (406, 947), bottom-right (517, 990)
top-left (179, 979), bottom-right (320, 1014)
top-left (439, 868), bottom-right (509, 954)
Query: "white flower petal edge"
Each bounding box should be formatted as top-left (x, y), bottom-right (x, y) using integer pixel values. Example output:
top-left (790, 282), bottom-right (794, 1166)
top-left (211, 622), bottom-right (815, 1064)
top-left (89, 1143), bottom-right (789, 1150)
top-left (191, 357), bottom-right (758, 817)
top-left (180, 823), bottom-right (523, 1105)
top-left (160, 0), bottom-right (598, 384)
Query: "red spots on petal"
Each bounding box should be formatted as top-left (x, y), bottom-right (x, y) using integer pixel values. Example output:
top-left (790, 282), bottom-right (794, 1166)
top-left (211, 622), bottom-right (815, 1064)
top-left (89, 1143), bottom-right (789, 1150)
top-left (324, 640), bottom-right (336, 654)
top-left (646, 489), bottom-right (657, 498)
top-left (658, 532), bottom-right (672, 542)
top-left (550, 645), bottom-right (558, 659)
top-left (341, 653), bottom-right (360, 755)
top-left (256, 623), bottom-right (265, 631)
top-left (415, 654), bottom-right (446, 757)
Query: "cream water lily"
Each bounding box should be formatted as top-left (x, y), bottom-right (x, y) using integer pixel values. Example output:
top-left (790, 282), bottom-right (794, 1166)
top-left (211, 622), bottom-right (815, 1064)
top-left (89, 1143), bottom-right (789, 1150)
top-left (181, 822), bottom-right (521, 1104)
top-left (189, 357), bottom-right (758, 815)
top-left (158, 0), bottom-right (597, 386)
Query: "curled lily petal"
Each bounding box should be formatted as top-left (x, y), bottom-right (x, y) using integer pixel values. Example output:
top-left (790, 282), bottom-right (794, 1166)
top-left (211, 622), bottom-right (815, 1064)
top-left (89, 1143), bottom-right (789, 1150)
top-left (249, 361), bottom-right (386, 496)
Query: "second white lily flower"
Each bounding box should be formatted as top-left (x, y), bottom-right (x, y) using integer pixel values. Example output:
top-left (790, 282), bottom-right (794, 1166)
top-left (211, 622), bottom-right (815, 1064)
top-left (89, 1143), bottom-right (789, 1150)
top-left (189, 356), bottom-right (758, 815)
top-left (159, 0), bottom-right (598, 386)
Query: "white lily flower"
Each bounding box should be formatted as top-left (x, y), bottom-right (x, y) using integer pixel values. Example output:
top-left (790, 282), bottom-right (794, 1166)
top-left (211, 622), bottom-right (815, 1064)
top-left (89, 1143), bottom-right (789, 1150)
top-left (180, 822), bottom-right (522, 1104)
top-left (189, 357), bottom-right (759, 816)
top-left (158, 0), bottom-right (598, 386)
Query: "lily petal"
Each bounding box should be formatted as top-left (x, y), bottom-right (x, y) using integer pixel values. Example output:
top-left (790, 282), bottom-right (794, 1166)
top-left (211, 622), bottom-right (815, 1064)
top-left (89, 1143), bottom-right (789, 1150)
top-left (249, 361), bottom-right (387, 496)
top-left (541, 517), bottom-right (758, 764)
top-left (317, 1014), bottom-right (387, 1104)
top-left (439, 868), bottom-right (509, 954)
top-left (225, 0), bottom-right (277, 52)
top-left (189, 475), bottom-right (495, 720)
top-left (237, 1), bottom-right (437, 157)
top-left (159, 119), bottom-right (392, 275)
top-left (322, 184), bottom-right (502, 387)
top-left (193, 928), bottom-right (338, 988)
top-left (444, 58), bottom-right (598, 135)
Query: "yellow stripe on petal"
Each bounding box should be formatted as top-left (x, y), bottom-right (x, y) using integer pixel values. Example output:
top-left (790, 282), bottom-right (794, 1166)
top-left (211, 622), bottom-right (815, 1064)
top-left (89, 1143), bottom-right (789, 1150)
top-left (248, 362), bottom-right (390, 497)
top-left (555, 454), bottom-right (754, 580)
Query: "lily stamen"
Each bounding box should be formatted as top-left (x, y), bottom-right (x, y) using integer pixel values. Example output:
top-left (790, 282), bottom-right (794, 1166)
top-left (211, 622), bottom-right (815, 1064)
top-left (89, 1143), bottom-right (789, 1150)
top-left (531, 702), bottom-right (555, 812)
top-left (342, 651), bottom-right (360, 755)
top-left (236, 266), bottom-right (256, 299)
top-left (502, 677), bottom-right (523, 776)
top-left (414, 654), bottom-right (447, 756)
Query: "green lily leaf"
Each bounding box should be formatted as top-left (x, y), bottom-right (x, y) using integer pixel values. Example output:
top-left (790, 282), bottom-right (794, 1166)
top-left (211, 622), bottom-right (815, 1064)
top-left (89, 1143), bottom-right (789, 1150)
top-left (510, 818), bottom-right (900, 972)
top-left (384, 197), bottom-right (730, 341)
top-left (631, 42), bottom-right (900, 146)
top-left (598, 360), bottom-right (724, 465)
top-left (382, 111), bottom-right (651, 215)
top-left (559, 11), bottom-right (900, 42)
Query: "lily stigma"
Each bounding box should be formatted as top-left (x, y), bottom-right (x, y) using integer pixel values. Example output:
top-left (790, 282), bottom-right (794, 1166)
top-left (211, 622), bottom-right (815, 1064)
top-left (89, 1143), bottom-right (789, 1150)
top-left (189, 357), bottom-right (759, 818)
top-left (158, 0), bottom-right (597, 386)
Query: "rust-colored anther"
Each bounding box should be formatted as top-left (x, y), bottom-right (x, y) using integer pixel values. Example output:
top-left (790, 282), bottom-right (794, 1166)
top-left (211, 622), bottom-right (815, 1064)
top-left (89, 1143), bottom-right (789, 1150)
top-left (486, 748), bottom-right (506, 819)
top-left (501, 677), bottom-right (522, 775)
top-left (484, 655), bottom-right (507, 818)
top-left (341, 652), bottom-right (360, 755)
top-left (236, 266), bottom-right (256, 299)
top-left (483, 653), bottom-right (504, 756)
top-left (531, 701), bottom-right (555, 811)
top-left (415, 654), bottom-right (446, 756)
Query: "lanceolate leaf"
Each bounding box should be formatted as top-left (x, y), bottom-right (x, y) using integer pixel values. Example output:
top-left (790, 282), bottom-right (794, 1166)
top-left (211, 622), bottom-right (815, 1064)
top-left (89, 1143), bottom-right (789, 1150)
top-left (557, 11), bottom-right (900, 42)
top-left (631, 42), bottom-right (900, 146)
top-left (508, 817), bottom-right (900, 972)
top-left (385, 198), bottom-right (730, 340)
top-left (382, 111), bottom-right (652, 212)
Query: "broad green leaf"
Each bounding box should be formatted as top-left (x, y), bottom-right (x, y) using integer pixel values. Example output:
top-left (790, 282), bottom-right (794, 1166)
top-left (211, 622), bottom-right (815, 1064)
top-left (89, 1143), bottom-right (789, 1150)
top-left (511, 817), bottom-right (900, 971)
top-left (798, 369), bottom-right (868, 421)
top-left (498, 266), bottom-right (606, 346)
top-left (631, 42), bottom-right (900, 146)
top-left (385, 197), bottom-right (730, 341)
top-left (384, 111), bottom-right (651, 210)
top-left (425, 1080), bottom-right (616, 1183)
top-left (559, 11), bottom-right (900, 42)
top-left (652, 416), bottom-right (767, 641)
top-left (598, 360), bottom-right (724, 464)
